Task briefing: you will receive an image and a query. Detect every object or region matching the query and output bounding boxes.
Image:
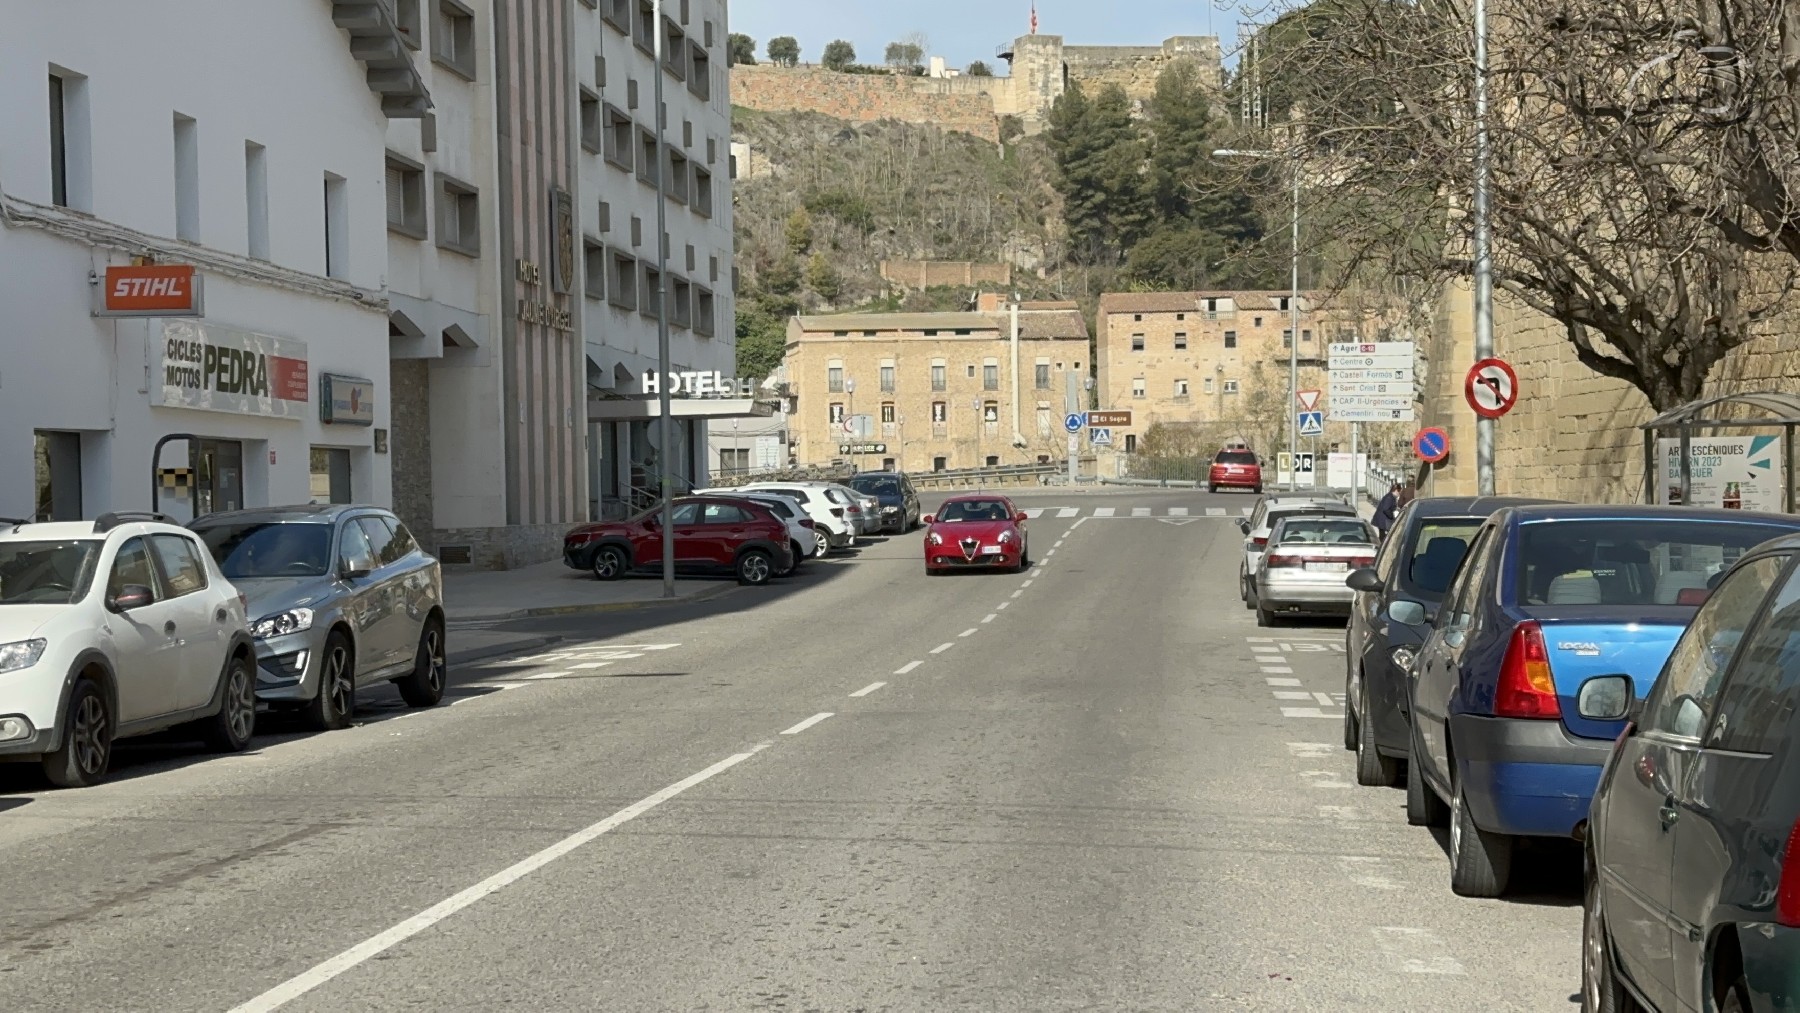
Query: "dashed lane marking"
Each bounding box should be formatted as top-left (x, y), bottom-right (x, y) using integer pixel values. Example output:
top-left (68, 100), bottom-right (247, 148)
top-left (981, 613), bottom-right (997, 624)
top-left (930, 643), bottom-right (956, 654)
top-left (1021, 579), bottom-right (1034, 587)
top-left (1093, 507), bottom-right (1116, 517)
top-left (959, 628), bottom-right (978, 637)
top-left (996, 602), bottom-right (1010, 610)
top-left (1206, 507), bottom-right (1226, 517)
top-left (1273, 691), bottom-right (1314, 701)
top-left (1266, 677), bottom-right (1303, 687)
top-left (849, 682), bottom-right (886, 698)
top-left (1299, 770), bottom-right (1353, 789)
top-left (1057, 507), bottom-right (1079, 518)
top-left (1011, 590), bottom-right (1024, 599)
top-left (1132, 507), bottom-right (1152, 517)
top-left (894, 660), bottom-right (923, 675)
top-left (1024, 508), bottom-right (1047, 518)
top-left (527, 670), bottom-right (577, 680)
top-left (781, 712), bottom-right (834, 735)
top-left (1261, 665), bottom-right (1295, 674)
top-left (1168, 507), bottom-right (1189, 516)
top-left (1282, 706), bottom-right (1343, 719)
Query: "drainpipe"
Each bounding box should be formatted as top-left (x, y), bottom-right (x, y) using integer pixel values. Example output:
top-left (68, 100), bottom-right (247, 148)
top-left (1009, 299), bottom-right (1027, 454)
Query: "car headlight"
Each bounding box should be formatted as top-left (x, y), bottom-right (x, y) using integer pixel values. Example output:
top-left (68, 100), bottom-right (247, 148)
top-left (0, 639), bottom-right (47, 675)
top-left (928, 532), bottom-right (944, 545)
top-left (251, 608), bottom-right (315, 639)
top-left (1390, 646), bottom-right (1417, 675)
top-left (998, 530), bottom-right (1015, 542)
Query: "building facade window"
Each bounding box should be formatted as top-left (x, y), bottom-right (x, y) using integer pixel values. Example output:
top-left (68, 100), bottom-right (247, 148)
top-left (881, 403), bottom-right (895, 424)
top-left (1124, 434), bottom-right (1137, 453)
top-left (386, 155), bottom-right (427, 237)
top-left (1034, 363), bottom-right (1050, 389)
top-left (829, 403), bottom-right (845, 423)
top-left (982, 363), bottom-right (998, 390)
top-left (437, 175), bottom-right (480, 256)
top-left (827, 366), bottom-right (844, 392)
top-left (1130, 334), bottom-right (1145, 352)
top-left (982, 401), bottom-right (999, 425)
top-left (1283, 330), bottom-right (1293, 348)
top-left (323, 173), bottom-right (348, 278)
top-left (931, 363), bottom-right (946, 391)
top-left (931, 401), bottom-right (947, 424)
top-left (1224, 380), bottom-right (1240, 394)
top-left (879, 364), bottom-right (895, 392)
top-left (1132, 377), bottom-right (1146, 399)
top-left (1174, 332), bottom-right (1188, 350)
top-left (433, 0), bottom-right (478, 79)
top-left (1175, 378), bottom-right (1189, 397)
top-left (173, 113), bottom-right (200, 242)
top-left (583, 238), bottom-right (606, 299)
top-left (1223, 330), bottom-right (1237, 349)
top-left (245, 141), bottom-right (269, 259)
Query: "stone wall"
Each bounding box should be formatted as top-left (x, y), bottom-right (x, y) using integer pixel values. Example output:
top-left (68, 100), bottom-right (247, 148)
top-left (879, 260), bottom-right (1014, 290)
top-left (388, 359), bottom-right (435, 548)
top-left (429, 523), bottom-right (569, 571)
top-left (730, 66), bottom-right (1002, 143)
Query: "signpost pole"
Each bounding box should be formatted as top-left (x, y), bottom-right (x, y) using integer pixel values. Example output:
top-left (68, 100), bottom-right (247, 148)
top-left (1287, 163), bottom-right (1301, 492)
top-left (1065, 371), bottom-right (1079, 484)
top-left (652, 0), bottom-right (675, 598)
top-left (1350, 423), bottom-right (1360, 503)
top-left (1473, 0), bottom-right (1497, 497)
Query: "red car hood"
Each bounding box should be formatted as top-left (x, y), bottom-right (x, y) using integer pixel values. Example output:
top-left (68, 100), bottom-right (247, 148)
top-left (930, 520), bottom-right (1015, 541)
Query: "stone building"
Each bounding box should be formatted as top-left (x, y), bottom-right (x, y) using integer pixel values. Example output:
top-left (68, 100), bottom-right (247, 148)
top-left (997, 34), bottom-right (1225, 133)
top-left (782, 296), bottom-right (1090, 473)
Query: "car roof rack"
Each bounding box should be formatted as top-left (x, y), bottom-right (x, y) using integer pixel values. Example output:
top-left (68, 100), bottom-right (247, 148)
top-left (93, 511), bottom-right (175, 534)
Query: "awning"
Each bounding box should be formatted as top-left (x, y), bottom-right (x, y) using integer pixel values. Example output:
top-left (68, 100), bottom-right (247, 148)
top-left (587, 396), bottom-right (778, 421)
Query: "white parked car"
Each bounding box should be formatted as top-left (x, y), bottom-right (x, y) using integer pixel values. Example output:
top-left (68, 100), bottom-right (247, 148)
top-left (1236, 495), bottom-right (1358, 603)
top-left (0, 512), bottom-right (258, 787)
top-left (828, 484), bottom-right (882, 536)
top-left (739, 483), bottom-right (856, 556)
top-left (693, 489), bottom-right (816, 574)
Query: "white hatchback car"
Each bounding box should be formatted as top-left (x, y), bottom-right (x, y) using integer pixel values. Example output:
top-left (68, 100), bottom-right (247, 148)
top-left (739, 483), bottom-right (857, 556)
top-left (0, 512), bottom-right (257, 787)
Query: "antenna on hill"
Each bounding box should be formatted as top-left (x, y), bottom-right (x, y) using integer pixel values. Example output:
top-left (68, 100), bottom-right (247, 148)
top-left (1030, 2), bottom-right (1038, 34)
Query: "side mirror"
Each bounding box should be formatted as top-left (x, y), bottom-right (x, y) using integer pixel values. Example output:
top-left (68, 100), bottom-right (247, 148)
top-left (108, 584), bottom-right (154, 612)
top-left (1015, 512), bottom-right (1029, 524)
top-left (1387, 599), bottom-right (1427, 626)
top-left (922, 514), bottom-right (935, 525)
top-left (1577, 675), bottom-right (1635, 721)
top-left (1346, 567), bottom-right (1384, 593)
top-left (340, 555), bottom-right (374, 580)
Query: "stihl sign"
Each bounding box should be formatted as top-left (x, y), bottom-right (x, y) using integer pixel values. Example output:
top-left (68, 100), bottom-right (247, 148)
top-left (94, 265), bottom-right (205, 317)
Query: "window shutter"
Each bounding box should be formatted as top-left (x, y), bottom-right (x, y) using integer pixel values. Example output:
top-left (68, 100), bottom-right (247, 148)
top-left (386, 166), bottom-right (405, 225)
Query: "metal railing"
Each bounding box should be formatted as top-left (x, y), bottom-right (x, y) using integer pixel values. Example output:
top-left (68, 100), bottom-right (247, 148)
top-left (912, 462), bottom-right (1060, 489)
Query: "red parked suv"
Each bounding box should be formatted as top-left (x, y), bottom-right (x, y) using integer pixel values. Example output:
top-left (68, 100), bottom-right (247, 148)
top-left (562, 496), bottom-right (795, 586)
top-left (1208, 448), bottom-right (1264, 494)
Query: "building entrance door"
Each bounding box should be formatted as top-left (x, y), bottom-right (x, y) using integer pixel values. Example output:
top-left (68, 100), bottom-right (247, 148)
top-left (192, 439), bottom-right (244, 517)
top-left (310, 447), bottom-right (352, 503)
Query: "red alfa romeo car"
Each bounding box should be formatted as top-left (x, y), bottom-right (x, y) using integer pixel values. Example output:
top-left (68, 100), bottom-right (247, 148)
top-left (922, 494), bottom-right (1030, 574)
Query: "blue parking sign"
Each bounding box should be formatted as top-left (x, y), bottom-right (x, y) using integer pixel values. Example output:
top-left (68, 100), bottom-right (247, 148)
top-left (1063, 412), bottom-right (1086, 434)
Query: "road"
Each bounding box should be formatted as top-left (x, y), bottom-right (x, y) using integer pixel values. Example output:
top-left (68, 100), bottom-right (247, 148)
top-left (0, 489), bottom-right (1581, 1011)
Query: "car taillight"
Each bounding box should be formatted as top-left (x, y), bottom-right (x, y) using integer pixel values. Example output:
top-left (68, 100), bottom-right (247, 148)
top-left (830, 507), bottom-right (844, 517)
top-left (799, 519), bottom-right (816, 528)
top-left (1266, 552), bottom-right (1303, 568)
top-left (1777, 818), bottom-right (1800, 927)
top-left (847, 505), bottom-right (862, 514)
top-left (1252, 536), bottom-right (1268, 548)
top-left (1350, 555), bottom-right (1376, 567)
top-left (1495, 621), bottom-right (1561, 719)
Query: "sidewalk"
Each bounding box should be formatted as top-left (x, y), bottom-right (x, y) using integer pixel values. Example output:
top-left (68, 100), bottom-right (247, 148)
top-left (442, 560), bottom-right (742, 666)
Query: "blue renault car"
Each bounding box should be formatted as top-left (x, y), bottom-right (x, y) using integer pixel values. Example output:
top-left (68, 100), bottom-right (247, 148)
top-left (1407, 504), bottom-right (1800, 897)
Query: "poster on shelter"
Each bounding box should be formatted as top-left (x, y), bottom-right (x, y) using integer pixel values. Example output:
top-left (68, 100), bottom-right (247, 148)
top-left (1656, 436), bottom-right (1783, 511)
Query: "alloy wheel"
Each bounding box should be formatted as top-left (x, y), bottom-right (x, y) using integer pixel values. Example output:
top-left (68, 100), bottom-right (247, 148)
top-left (72, 693), bottom-right (109, 777)
top-left (1583, 880), bottom-right (1605, 1012)
top-left (742, 553), bottom-right (771, 584)
top-left (325, 645), bottom-right (353, 719)
top-left (422, 626), bottom-right (447, 693)
top-left (227, 662), bottom-right (256, 742)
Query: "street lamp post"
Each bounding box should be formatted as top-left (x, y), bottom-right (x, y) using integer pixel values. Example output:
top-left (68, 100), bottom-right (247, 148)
top-left (652, 0), bottom-right (675, 597)
top-left (1472, 0), bottom-right (1495, 496)
top-left (1214, 148), bottom-right (1301, 489)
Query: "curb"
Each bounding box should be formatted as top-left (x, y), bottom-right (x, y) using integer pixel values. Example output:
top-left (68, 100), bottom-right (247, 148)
top-left (449, 635), bottom-right (565, 667)
top-left (449, 581), bottom-right (745, 623)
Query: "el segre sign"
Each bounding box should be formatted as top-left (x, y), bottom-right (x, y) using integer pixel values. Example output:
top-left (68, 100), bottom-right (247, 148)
top-left (95, 265), bottom-right (205, 317)
top-left (153, 320), bottom-right (309, 419)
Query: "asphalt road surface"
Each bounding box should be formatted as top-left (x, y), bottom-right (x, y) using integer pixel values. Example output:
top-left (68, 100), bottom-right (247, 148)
top-left (0, 489), bottom-right (1581, 1011)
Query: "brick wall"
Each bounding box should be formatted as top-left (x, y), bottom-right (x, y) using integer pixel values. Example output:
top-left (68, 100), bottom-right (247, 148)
top-left (388, 359), bottom-right (435, 550)
top-left (879, 260), bottom-right (1014, 289)
top-left (731, 66), bottom-right (1001, 143)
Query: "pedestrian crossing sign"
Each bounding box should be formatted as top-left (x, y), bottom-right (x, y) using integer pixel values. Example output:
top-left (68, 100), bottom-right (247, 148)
top-left (1297, 410), bottom-right (1325, 437)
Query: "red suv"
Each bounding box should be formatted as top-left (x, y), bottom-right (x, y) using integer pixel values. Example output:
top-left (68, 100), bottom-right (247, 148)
top-left (562, 496), bottom-right (794, 586)
top-left (1208, 448), bottom-right (1263, 494)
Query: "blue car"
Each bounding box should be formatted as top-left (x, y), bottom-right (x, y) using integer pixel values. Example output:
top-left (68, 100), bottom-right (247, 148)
top-left (1407, 504), bottom-right (1800, 898)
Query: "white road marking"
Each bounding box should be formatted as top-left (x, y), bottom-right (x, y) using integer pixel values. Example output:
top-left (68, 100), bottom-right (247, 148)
top-left (226, 743), bottom-right (770, 1013)
top-left (1021, 579), bottom-right (1034, 587)
top-left (1057, 507), bottom-right (1079, 518)
top-left (1250, 643), bottom-right (1282, 652)
top-left (1286, 742), bottom-right (1334, 758)
top-left (1044, 549), bottom-right (1056, 558)
top-left (981, 613), bottom-right (997, 624)
top-left (1024, 508), bottom-right (1047, 518)
top-left (1338, 857), bottom-right (1403, 890)
top-left (1282, 706), bottom-right (1343, 719)
top-left (1266, 677), bottom-right (1303, 687)
top-left (1315, 805), bottom-right (1367, 821)
top-left (570, 662), bottom-right (612, 670)
top-left (1131, 507), bottom-right (1151, 517)
top-left (1372, 927), bottom-right (1467, 975)
top-left (781, 712), bottom-right (835, 735)
top-left (1206, 507), bottom-right (1226, 517)
top-left (1168, 507), bottom-right (1189, 516)
top-left (1261, 666), bottom-right (1295, 675)
top-left (849, 682), bottom-right (886, 698)
top-left (1299, 770), bottom-right (1353, 789)
top-left (996, 601), bottom-right (1010, 610)
top-left (1071, 516), bottom-right (1090, 530)
top-left (959, 628), bottom-right (978, 637)
top-left (1273, 691), bottom-right (1314, 701)
top-left (527, 670), bottom-right (575, 680)
top-left (1011, 590), bottom-right (1024, 599)
top-left (930, 642), bottom-right (955, 654)
top-left (894, 660), bottom-right (923, 675)
top-left (1093, 507), bottom-right (1116, 517)
top-left (1313, 691), bottom-right (1337, 707)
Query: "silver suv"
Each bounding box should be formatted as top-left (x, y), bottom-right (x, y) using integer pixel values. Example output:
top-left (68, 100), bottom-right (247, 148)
top-left (189, 505), bottom-right (446, 730)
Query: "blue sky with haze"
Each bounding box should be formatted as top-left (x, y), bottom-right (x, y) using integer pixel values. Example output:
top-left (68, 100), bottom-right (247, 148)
top-left (726, 1), bottom-right (1244, 74)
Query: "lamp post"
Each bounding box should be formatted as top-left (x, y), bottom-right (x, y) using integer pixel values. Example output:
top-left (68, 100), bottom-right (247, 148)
top-left (652, 0), bottom-right (675, 596)
top-left (1213, 148), bottom-right (1301, 490)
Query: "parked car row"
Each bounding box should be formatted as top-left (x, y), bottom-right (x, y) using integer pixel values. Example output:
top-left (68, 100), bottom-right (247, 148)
top-left (1326, 492), bottom-right (1800, 1012)
top-left (0, 505), bottom-right (447, 788)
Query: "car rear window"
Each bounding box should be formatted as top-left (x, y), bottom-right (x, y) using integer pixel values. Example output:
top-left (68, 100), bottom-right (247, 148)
top-left (850, 476), bottom-right (903, 496)
top-left (195, 522), bottom-right (334, 578)
top-left (1405, 519), bottom-right (1484, 595)
top-left (1275, 519), bottom-right (1373, 545)
top-left (1215, 451), bottom-right (1258, 465)
top-left (1517, 519), bottom-right (1797, 606)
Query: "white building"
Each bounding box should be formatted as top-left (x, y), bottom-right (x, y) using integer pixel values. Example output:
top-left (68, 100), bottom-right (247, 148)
top-left (0, 1), bottom-right (429, 522)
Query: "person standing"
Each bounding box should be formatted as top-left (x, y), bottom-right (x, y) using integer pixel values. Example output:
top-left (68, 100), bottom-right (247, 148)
top-left (1373, 483), bottom-right (1401, 539)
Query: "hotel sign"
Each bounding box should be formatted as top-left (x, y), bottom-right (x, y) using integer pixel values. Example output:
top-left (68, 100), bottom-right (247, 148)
top-left (641, 371), bottom-right (760, 397)
top-left (153, 320), bottom-right (309, 419)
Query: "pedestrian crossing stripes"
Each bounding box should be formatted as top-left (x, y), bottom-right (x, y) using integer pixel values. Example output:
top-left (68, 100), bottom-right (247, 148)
top-left (1017, 505), bottom-right (1254, 519)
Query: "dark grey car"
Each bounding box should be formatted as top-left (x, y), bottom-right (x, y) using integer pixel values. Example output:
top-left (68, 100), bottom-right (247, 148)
top-left (190, 505), bottom-right (447, 730)
top-left (1342, 495), bottom-right (1559, 787)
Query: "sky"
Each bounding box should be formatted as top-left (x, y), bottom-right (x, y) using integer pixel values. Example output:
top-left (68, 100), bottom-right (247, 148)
top-left (726, 0), bottom-right (1250, 74)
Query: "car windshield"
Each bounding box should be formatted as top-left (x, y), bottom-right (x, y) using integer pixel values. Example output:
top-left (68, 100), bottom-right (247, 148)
top-left (938, 500), bottom-right (1013, 522)
top-left (1274, 519), bottom-right (1373, 545)
top-left (196, 522), bottom-right (334, 578)
top-left (0, 540), bottom-right (101, 605)
top-left (1516, 518), bottom-right (1796, 606)
top-left (1405, 519), bottom-right (1484, 594)
top-left (850, 476), bottom-right (903, 496)
top-left (1215, 451), bottom-right (1258, 465)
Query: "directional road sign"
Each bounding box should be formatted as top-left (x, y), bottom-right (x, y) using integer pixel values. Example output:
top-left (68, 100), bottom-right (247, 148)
top-left (1329, 341), bottom-right (1415, 423)
top-left (1413, 426), bottom-right (1451, 463)
top-left (1088, 410), bottom-right (1133, 427)
top-left (1296, 389), bottom-right (1322, 411)
top-left (1063, 412), bottom-right (1086, 434)
top-left (1465, 357), bottom-right (1520, 419)
top-left (1090, 427), bottom-right (1113, 446)
top-left (1297, 410), bottom-right (1325, 437)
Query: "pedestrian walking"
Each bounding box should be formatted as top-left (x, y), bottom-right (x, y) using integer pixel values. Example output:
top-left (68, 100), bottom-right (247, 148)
top-left (1373, 483), bottom-right (1401, 540)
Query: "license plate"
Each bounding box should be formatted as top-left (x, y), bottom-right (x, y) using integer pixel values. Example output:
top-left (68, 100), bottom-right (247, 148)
top-left (982, 545), bottom-right (1003, 554)
top-left (1306, 561), bottom-right (1348, 572)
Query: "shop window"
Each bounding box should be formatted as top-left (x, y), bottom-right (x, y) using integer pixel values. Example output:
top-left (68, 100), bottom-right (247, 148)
top-left (33, 430), bottom-right (82, 522)
top-left (310, 447), bottom-right (352, 504)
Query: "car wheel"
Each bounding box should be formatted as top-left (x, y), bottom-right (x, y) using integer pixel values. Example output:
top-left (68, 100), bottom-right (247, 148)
top-left (1018, 545), bottom-right (1031, 571)
top-left (1208, 484), bottom-right (1218, 494)
top-left (396, 616), bottom-right (448, 708)
top-left (1253, 485), bottom-right (1264, 495)
top-left (1354, 677), bottom-right (1402, 787)
top-left (737, 549), bottom-right (774, 586)
top-left (1343, 674), bottom-right (1359, 751)
top-left (309, 631), bottom-right (356, 732)
top-left (42, 679), bottom-right (112, 789)
top-left (788, 542), bottom-right (807, 574)
top-left (1406, 726), bottom-right (1449, 827)
top-left (1719, 976), bottom-right (1753, 1013)
top-left (1449, 768), bottom-right (1514, 897)
top-left (1583, 869), bottom-right (1644, 1013)
top-left (591, 545), bottom-right (627, 581)
top-left (201, 652), bottom-right (257, 752)
top-left (1255, 603), bottom-right (1276, 627)
top-left (814, 530), bottom-right (831, 558)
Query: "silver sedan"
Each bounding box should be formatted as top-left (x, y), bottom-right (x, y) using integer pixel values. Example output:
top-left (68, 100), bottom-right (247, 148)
top-left (1251, 515), bottom-right (1379, 627)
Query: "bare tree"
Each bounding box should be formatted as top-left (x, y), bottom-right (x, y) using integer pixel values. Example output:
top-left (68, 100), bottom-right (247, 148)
top-left (1225, 0), bottom-right (1798, 412)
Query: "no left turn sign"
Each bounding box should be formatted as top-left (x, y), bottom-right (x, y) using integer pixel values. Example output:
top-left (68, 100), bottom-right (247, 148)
top-left (1464, 357), bottom-right (1519, 419)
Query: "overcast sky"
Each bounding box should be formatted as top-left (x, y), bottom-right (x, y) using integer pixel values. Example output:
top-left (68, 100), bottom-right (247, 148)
top-left (726, 0), bottom-right (1248, 73)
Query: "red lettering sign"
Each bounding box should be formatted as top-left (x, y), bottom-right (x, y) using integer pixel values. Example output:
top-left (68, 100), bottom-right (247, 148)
top-left (102, 265), bottom-right (202, 315)
top-left (269, 355), bottom-right (309, 403)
